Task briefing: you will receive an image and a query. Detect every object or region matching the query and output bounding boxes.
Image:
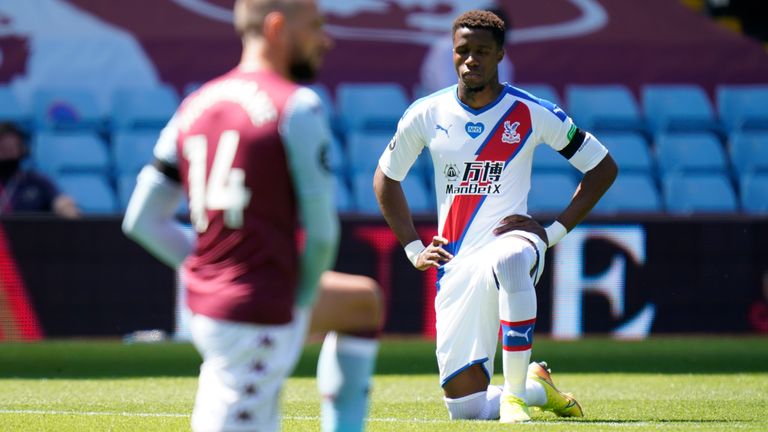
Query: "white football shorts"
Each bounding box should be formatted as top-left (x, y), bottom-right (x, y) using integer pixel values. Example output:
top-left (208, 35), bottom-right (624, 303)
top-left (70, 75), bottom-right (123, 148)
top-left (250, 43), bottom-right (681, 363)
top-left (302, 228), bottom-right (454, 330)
top-left (189, 309), bottom-right (310, 432)
top-left (434, 231), bottom-right (546, 387)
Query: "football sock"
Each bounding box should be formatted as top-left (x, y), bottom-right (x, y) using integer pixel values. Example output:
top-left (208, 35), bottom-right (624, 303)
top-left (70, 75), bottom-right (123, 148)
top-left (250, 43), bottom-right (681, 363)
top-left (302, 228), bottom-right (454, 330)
top-left (317, 332), bottom-right (378, 432)
top-left (495, 236), bottom-right (538, 399)
top-left (481, 384), bottom-right (503, 419)
top-left (444, 391), bottom-right (487, 420)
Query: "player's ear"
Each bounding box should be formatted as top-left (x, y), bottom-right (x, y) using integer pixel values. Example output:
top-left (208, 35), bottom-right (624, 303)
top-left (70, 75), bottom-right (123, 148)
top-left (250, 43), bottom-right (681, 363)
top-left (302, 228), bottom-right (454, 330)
top-left (497, 46), bottom-right (505, 64)
top-left (263, 11), bottom-right (286, 43)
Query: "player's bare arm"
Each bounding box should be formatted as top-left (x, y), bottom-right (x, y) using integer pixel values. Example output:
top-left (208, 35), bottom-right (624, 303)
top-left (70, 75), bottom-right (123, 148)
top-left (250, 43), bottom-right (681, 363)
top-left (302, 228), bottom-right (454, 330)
top-left (373, 166), bottom-right (453, 270)
top-left (556, 153), bottom-right (618, 231)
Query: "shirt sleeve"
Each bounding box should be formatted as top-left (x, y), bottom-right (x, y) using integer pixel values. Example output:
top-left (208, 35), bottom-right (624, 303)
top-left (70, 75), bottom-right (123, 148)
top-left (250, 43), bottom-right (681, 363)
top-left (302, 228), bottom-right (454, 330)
top-left (280, 87), bottom-right (340, 307)
top-left (377, 103), bottom-right (427, 181)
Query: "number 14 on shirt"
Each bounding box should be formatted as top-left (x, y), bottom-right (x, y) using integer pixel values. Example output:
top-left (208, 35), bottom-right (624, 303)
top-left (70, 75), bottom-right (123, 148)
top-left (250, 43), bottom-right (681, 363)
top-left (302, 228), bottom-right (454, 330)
top-left (183, 130), bottom-right (253, 233)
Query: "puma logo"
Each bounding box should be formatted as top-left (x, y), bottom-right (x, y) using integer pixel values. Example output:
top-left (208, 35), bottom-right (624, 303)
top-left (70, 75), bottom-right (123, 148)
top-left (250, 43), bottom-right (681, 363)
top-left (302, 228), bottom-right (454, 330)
top-left (506, 327), bottom-right (532, 342)
top-left (435, 123), bottom-right (451, 138)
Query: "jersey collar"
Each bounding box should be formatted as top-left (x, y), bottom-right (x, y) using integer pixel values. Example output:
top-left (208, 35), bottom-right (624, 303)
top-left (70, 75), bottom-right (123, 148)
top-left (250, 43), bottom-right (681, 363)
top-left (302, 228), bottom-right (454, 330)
top-left (454, 83), bottom-right (510, 116)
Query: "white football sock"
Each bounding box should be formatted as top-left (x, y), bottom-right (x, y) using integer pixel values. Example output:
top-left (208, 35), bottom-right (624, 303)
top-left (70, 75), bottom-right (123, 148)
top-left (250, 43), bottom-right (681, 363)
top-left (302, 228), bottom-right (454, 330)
top-left (444, 391), bottom-right (486, 420)
top-left (317, 332), bottom-right (378, 432)
top-left (481, 384), bottom-right (502, 419)
top-left (494, 236), bottom-right (538, 399)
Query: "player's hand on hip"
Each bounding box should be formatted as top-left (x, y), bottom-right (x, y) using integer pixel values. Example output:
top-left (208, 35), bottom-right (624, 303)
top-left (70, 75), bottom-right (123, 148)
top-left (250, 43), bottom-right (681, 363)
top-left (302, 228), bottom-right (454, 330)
top-left (415, 236), bottom-right (453, 270)
top-left (493, 214), bottom-right (548, 244)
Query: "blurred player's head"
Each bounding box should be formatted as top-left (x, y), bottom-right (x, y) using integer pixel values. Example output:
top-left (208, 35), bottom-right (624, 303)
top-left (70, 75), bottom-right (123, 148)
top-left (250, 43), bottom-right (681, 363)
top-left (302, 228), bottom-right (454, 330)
top-left (234, 0), bottom-right (331, 82)
top-left (0, 122), bottom-right (27, 181)
top-left (452, 10), bottom-right (506, 93)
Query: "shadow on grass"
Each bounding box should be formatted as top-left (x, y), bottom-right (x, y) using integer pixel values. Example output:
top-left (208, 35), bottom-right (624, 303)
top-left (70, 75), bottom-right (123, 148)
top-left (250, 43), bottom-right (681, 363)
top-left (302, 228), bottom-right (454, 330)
top-left (0, 336), bottom-right (766, 379)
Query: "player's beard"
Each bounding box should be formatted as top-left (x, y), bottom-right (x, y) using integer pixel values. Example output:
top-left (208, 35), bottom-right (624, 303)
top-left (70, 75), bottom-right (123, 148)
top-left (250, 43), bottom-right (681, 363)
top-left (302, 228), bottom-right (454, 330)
top-left (461, 78), bottom-right (487, 94)
top-left (288, 44), bottom-right (319, 83)
top-left (464, 83), bottom-right (486, 93)
top-left (289, 59), bottom-right (317, 83)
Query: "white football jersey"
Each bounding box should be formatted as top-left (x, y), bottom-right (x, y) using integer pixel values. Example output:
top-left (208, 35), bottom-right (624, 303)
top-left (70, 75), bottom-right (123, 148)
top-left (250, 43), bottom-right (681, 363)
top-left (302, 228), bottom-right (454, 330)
top-left (378, 84), bottom-right (607, 261)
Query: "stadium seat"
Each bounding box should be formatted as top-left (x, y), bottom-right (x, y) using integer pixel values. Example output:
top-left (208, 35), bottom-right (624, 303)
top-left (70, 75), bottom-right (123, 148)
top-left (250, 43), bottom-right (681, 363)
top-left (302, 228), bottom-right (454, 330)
top-left (728, 131), bottom-right (768, 176)
top-left (112, 130), bottom-right (159, 176)
top-left (740, 173), bottom-right (768, 214)
top-left (528, 172), bottom-right (577, 214)
top-left (116, 174), bottom-right (137, 210)
top-left (351, 171), bottom-right (380, 215)
top-left (565, 84), bottom-right (644, 132)
top-left (333, 175), bottom-right (353, 213)
top-left (400, 175), bottom-right (434, 214)
top-left (0, 86), bottom-right (30, 126)
top-left (655, 132), bottom-right (728, 175)
top-left (352, 170), bottom-right (431, 215)
top-left (642, 84), bottom-right (719, 134)
top-left (32, 88), bottom-right (103, 130)
top-left (716, 84), bottom-right (768, 132)
top-left (111, 85), bottom-right (179, 130)
top-left (532, 145), bottom-right (572, 174)
top-left (516, 83), bottom-right (562, 107)
top-left (56, 173), bottom-right (117, 214)
top-left (32, 132), bottom-right (110, 176)
top-left (592, 172), bottom-right (661, 214)
top-left (336, 83), bottom-right (409, 133)
top-left (600, 132), bottom-right (653, 173)
top-left (662, 173), bottom-right (738, 214)
top-left (345, 131), bottom-right (394, 175)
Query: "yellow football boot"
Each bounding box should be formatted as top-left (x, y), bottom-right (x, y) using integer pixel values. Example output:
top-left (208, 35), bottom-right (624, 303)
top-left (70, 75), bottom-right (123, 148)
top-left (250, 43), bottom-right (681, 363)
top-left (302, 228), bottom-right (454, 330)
top-left (527, 361), bottom-right (584, 417)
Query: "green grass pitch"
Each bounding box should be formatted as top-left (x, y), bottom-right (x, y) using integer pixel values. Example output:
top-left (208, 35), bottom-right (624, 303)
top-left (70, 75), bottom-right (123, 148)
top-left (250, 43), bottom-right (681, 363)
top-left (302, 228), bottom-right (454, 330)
top-left (0, 337), bottom-right (766, 431)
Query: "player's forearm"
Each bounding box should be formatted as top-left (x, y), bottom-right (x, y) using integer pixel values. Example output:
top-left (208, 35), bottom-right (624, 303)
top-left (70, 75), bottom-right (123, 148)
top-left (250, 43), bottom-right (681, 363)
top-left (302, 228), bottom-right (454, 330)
top-left (296, 233), bottom-right (338, 307)
top-left (556, 154), bottom-right (618, 231)
top-left (373, 167), bottom-right (420, 246)
top-left (295, 195), bottom-right (340, 307)
top-left (122, 166), bottom-right (195, 268)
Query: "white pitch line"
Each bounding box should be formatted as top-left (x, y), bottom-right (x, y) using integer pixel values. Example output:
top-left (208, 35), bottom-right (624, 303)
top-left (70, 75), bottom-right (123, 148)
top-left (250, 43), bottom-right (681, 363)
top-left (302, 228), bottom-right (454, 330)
top-left (0, 409), bottom-right (188, 418)
top-left (0, 410), bottom-right (753, 428)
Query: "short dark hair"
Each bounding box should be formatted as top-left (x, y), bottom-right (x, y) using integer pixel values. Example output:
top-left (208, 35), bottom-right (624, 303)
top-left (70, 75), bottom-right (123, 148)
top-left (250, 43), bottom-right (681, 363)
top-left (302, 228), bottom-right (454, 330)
top-left (452, 10), bottom-right (507, 48)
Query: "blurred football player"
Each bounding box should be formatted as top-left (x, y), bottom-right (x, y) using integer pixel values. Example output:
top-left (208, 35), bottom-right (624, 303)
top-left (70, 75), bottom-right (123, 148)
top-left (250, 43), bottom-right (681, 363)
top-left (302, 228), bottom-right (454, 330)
top-left (374, 10), bottom-right (617, 423)
top-left (122, 0), bottom-right (380, 431)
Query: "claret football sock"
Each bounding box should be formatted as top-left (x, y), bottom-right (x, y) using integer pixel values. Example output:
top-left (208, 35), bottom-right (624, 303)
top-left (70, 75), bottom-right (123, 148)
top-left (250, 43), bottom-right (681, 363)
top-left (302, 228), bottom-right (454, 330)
top-left (317, 332), bottom-right (378, 432)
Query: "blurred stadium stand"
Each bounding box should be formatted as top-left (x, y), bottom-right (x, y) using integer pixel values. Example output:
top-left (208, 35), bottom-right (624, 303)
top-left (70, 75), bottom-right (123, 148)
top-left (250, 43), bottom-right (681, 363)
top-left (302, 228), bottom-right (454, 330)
top-left (110, 85), bottom-right (178, 131)
top-left (32, 88), bottom-right (103, 131)
top-left (716, 85), bottom-right (768, 133)
top-left (565, 84), bottom-right (645, 133)
top-left (1, 0), bottom-right (765, 217)
top-left (7, 80), bottom-right (765, 216)
top-left (663, 172), bottom-right (738, 214)
top-left (642, 84), bottom-right (721, 135)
